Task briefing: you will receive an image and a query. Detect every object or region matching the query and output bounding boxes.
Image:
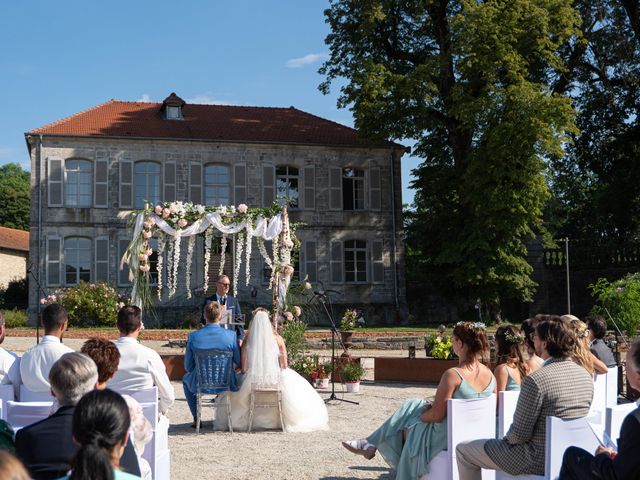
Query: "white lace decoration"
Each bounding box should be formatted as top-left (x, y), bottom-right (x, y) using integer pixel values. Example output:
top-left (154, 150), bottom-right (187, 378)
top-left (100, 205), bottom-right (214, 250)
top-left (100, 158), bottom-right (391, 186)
top-left (185, 235), bottom-right (196, 299)
top-left (203, 227), bottom-right (213, 292)
top-left (156, 234), bottom-right (166, 300)
top-left (233, 232), bottom-right (244, 297)
top-left (219, 234), bottom-right (227, 277)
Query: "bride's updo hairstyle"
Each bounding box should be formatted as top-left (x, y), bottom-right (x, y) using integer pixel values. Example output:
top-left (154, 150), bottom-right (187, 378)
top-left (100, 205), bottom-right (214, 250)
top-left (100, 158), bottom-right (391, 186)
top-left (453, 322), bottom-right (489, 361)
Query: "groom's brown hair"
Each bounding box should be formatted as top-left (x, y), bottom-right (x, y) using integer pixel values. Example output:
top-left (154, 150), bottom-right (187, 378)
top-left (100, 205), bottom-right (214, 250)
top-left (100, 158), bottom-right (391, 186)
top-left (204, 302), bottom-right (222, 323)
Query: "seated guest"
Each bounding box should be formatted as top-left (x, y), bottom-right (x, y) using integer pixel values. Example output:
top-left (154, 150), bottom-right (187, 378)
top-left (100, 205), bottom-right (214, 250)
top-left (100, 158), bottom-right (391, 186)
top-left (60, 389), bottom-right (140, 480)
top-left (586, 315), bottom-right (617, 368)
top-left (15, 353), bottom-right (140, 480)
top-left (520, 317), bottom-right (543, 374)
top-left (0, 450), bottom-right (30, 480)
top-left (183, 301), bottom-right (240, 428)
top-left (20, 304), bottom-right (73, 393)
top-left (0, 312), bottom-right (21, 399)
top-left (563, 315), bottom-right (608, 375)
top-left (342, 321), bottom-right (495, 480)
top-left (81, 339), bottom-right (152, 480)
top-left (559, 339), bottom-right (640, 479)
top-left (108, 306), bottom-right (175, 415)
top-left (456, 315), bottom-right (594, 480)
top-left (494, 325), bottom-right (529, 393)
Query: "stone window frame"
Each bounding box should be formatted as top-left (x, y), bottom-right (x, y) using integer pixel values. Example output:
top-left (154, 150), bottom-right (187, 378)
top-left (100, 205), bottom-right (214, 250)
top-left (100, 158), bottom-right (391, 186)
top-left (64, 158), bottom-right (93, 208)
top-left (134, 161), bottom-right (161, 209)
top-left (203, 163), bottom-right (231, 207)
top-left (64, 236), bottom-right (92, 286)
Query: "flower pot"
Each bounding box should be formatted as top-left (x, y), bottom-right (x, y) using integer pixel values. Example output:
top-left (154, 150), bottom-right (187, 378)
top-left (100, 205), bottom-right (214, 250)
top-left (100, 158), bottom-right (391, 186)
top-left (345, 381), bottom-right (360, 393)
top-left (340, 331), bottom-right (354, 348)
top-left (316, 378), bottom-right (330, 389)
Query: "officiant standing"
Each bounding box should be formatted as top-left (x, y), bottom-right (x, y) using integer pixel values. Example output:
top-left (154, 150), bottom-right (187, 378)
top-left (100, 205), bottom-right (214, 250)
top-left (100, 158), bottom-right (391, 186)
top-left (201, 274), bottom-right (244, 344)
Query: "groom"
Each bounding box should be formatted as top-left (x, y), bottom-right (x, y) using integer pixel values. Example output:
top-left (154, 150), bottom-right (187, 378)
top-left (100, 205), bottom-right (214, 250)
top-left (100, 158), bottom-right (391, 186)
top-left (184, 301), bottom-right (241, 427)
top-left (201, 274), bottom-right (244, 344)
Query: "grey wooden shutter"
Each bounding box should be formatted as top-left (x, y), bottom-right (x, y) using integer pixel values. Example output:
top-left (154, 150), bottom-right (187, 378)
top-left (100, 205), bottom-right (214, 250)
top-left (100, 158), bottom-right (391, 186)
top-left (46, 235), bottom-right (61, 286)
top-left (94, 236), bottom-right (109, 281)
top-left (303, 165), bottom-right (315, 210)
top-left (94, 154), bottom-right (109, 208)
top-left (234, 163), bottom-right (247, 205)
top-left (369, 167), bottom-right (381, 211)
top-left (262, 164), bottom-right (275, 207)
top-left (371, 239), bottom-right (384, 284)
top-left (330, 240), bottom-right (343, 283)
top-left (329, 166), bottom-right (342, 211)
top-left (190, 162), bottom-right (202, 204)
top-left (48, 157), bottom-right (64, 207)
top-left (119, 159), bottom-right (133, 208)
top-left (163, 161), bottom-right (176, 202)
top-left (118, 238), bottom-right (132, 286)
top-left (305, 240), bottom-right (317, 282)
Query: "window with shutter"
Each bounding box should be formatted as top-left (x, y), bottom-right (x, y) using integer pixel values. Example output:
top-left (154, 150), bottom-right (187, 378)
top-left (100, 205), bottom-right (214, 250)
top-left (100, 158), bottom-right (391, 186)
top-left (303, 165), bottom-right (315, 210)
top-left (65, 159), bottom-right (93, 207)
top-left (204, 164), bottom-right (230, 206)
top-left (330, 240), bottom-right (343, 283)
top-left (95, 237), bottom-right (109, 281)
top-left (369, 167), bottom-right (381, 211)
top-left (371, 239), bottom-right (384, 283)
top-left (118, 238), bottom-right (132, 286)
top-left (46, 236), bottom-right (61, 286)
top-left (305, 240), bottom-right (317, 282)
top-left (190, 162), bottom-right (203, 204)
top-left (48, 157), bottom-right (64, 207)
top-left (234, 164), bottom-right (247, 205)
top-left (343, 168), bottom-right (365, 210)
top-left (163, 161), bottom-right (176, 203)
top-left (262, 164), bottom-right (275, 207)
top-left (276, 165), bottom-right (299, 208)
top-left (329, 166), bottom-right (342, 210)
top-left (94, 154), bottom-right (109, 208)
top-left (344, 239), bottom-right (368, 283)
top-left (119, 159), bottom-right (133, 208)
top-left (64, 237), bottom-right (92, 285)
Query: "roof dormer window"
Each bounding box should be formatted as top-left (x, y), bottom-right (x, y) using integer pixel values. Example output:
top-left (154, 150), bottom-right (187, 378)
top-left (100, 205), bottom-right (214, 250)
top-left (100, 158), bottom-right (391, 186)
top-left (161, 92), bottom-right (185, 121)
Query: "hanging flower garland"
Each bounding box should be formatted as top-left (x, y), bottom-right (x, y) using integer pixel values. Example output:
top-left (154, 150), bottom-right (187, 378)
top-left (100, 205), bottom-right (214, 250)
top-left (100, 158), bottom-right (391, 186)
top-left (203, 227), bottom-right (213, 292)
top-left (233, 232), bottom-right (245, 298)
top-left (219, 234), bottom-right (228, 277)
top-left (185, 235), bottom-right (196, 299)
top-left (156, 233), bottom-right (166, 300)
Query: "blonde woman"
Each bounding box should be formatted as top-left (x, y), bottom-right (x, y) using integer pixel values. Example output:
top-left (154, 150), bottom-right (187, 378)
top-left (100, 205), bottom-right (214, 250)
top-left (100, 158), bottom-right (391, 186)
top-left (562, 315), bottom-right (608, 375)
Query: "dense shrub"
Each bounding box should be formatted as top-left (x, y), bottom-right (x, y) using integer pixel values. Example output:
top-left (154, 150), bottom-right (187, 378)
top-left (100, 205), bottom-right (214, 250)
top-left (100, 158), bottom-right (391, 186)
top-left (590, 273), bottom-right (640, 337)
top-left (1, 309), bottom-right (27, 327)
top-left (1, 278), bottom-right (28, 309)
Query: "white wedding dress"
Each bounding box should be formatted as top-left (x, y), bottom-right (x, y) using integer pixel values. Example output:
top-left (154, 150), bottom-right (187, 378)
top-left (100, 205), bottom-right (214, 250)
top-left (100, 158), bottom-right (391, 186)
top-left (214, 312), bottom-right (329, 433)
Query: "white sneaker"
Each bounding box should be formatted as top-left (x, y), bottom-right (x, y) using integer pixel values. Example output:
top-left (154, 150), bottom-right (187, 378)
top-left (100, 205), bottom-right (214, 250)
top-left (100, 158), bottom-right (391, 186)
top-left (341, 439), bottom-right (376, 460)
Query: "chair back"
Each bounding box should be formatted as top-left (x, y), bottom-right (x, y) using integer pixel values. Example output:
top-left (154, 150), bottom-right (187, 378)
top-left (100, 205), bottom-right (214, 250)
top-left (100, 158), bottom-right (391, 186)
top-left (193, 348), bottom-right (233, 395)
top-left (0, 385), bottom-right (14, 421)
top-left (6, 401), bottom-right (53, 429)
top-left (19, 385), bottom-right (54, 402)
top-left (605, 367), bottom-right (618, 408)
top-left (589, 372), bottom-right (607, 424)
top-left (605, 403), bottom-right (636, 444)
top-left (498, 391), bottom-right (520, 438)
top-left (117, 387), bottom-right (158, 407)
top-left (544, 416), bottom-right (600, 479)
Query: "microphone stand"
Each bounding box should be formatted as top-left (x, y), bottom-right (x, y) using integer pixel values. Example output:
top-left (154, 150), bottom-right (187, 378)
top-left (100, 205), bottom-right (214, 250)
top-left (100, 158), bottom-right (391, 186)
top-left (27, 265), bottom-right (47, 344)
top-left (317, 292), bottom-right (359, 405)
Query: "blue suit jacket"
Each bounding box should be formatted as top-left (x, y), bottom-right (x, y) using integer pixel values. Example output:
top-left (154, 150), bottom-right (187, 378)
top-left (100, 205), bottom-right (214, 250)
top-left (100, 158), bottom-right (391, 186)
top-left (201, 294), bottom-right (244, 340)
top-left (183, 324), bottom-right (241, 394)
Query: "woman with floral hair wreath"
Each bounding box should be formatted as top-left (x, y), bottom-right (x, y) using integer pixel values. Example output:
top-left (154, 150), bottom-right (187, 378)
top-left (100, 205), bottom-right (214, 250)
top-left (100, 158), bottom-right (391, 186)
top-left (342, 321), bottom-right (495, 480)
top-left (493, 325), bottom-right (529, 393)
top-left (562, 315), bottom-right (608, 375)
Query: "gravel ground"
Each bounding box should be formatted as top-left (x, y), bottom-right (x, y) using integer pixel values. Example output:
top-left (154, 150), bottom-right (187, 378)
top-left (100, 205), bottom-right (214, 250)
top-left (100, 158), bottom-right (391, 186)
top-left (3, 336), bottom-right (438, 480)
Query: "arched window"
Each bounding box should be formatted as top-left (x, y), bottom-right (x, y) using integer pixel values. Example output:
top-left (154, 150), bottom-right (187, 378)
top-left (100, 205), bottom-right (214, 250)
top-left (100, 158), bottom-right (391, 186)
top-left (65, 159), bottom-right (92, 207)
top-left (276, 165), bottom-right (299, 207)
top-left (204, 164), bottom-right (230, 206)
top-left (64, 237), bottom-right (91, 285)
top-left (134, 162), bottom-right (161, 209)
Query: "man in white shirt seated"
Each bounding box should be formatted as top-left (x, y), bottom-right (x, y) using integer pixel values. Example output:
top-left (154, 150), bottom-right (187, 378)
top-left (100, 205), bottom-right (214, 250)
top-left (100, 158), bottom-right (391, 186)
top-left (108, 305), bottom-right (175, 415)
top-left (0, 312), bottom-right (21, 399)
top-left (20, 304), bottom-right (73, 393)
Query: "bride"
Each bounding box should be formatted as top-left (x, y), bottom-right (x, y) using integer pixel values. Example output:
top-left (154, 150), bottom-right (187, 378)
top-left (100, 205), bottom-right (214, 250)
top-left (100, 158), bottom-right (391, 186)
top-left (214, 309), bottom-right (329, 432)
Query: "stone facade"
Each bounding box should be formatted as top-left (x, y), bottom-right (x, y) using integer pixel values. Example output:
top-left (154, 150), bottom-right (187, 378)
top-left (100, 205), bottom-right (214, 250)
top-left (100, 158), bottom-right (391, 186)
top-left (27, 116), bottom-right (407, 326)
top-left (0, 248), bottom-right (28, 289)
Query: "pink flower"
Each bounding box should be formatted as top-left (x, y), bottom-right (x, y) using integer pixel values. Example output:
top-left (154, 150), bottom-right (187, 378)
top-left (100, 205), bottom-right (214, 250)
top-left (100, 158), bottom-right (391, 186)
top-left (616, 287), bottom-right (623, 292)
top-left (284, 238), bottom-right (294, 249)
top-left (283, 265), bottom-right (294, 277)
top-left (139, 253), bottom-right (148, 262)
top-left (117, 302), bottom-right (125, 309)
top-left (143, 221), bottom-right (152, 229)
top-left (142, 231), bottom-right (152, 239)
top-left (162, 208), bottom-right (170, 219)
top-left (293, 306), bottom-right (301, 317)
top-left (148, 216), bottom-right (156, 225)
top-left (154, 205), bottom-right (162, 215)
top-left (178, 218), bottom-right (188, 228)
top-left (237, 203), bottom-right (248, 214)
top-left (40, 298), bottom-right (46, 304)
top-left (284, 311), bottom-right (294, 321)
top-left (146, 248), bottom-right (153, 256)
top-left (140, 264), bottom-right (150, 273)
top-left (169, 204), bottom-right (177, 214)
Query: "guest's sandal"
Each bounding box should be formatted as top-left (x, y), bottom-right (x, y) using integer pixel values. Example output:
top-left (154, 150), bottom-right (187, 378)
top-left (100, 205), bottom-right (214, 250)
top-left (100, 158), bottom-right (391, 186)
top-left (341, 439), bottom-right (376, 460)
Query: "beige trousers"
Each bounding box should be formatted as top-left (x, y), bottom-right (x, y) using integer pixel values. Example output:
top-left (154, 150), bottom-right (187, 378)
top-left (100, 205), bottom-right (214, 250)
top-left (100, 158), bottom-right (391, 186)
top-left (456, 439), bottom-right (501, 480)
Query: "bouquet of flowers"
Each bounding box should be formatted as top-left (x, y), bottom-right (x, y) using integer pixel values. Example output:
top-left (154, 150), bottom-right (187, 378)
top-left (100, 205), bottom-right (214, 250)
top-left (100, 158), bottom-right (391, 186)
top-left (341, 309), bottom-right (358, 331)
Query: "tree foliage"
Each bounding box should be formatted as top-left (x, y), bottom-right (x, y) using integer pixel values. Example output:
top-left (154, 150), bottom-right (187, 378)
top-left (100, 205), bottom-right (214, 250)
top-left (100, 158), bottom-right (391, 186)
top-left (321, 0), bottom-right (580, 318)
top-left (0, 163), bottom-right (30, 231)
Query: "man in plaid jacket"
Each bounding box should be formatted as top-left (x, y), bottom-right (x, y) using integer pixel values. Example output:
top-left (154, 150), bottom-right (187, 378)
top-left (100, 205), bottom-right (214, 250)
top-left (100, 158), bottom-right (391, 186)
top-left (456, 315), bottom-right (594, 479)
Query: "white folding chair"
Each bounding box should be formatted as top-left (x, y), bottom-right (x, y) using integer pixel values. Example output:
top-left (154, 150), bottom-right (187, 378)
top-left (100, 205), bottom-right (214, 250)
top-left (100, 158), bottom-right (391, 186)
top-left (0, 384), bottom-right (14, 421)
top-left (19, 384), bottom-right (54, 402)
top-left (605, 402), bottom-right (636, 444)
top-left (498, 391), bottom-right (519, 438)
top-left (248, 383), bottom-right (285, 433)
top-left (605, 367), bottom-right (618, 408)
top-left (420, 394), bottom-right (497, 480)
top-left (589, 372), bottom-right (607, 425)
top-left (496, 415), bottom-right (600, 480)
top-left (6, 401), bottom-right (53, 429)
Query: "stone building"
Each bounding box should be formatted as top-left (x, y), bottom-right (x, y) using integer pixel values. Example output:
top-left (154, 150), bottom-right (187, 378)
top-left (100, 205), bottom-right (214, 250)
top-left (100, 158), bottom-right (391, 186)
top-left (0, 226), bottom-right (29, 289)
top-left (25, 93), bottom-right (407, 325)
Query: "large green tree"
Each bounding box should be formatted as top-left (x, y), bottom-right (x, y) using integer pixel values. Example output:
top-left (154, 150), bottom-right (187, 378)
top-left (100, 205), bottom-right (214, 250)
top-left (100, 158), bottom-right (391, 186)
top-left (0, 163), bottom-right (30, 231)
top-left (320, 0), bottom-right (580, 319)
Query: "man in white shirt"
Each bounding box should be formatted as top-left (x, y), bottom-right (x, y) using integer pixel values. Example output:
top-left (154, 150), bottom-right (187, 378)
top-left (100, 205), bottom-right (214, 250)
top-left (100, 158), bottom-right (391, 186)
top-left (108, 305), bottom-right (175, 415)
top-left (20, 304), bottom-right (74, 393)
top-left (0, 312), bottom-right (21, 399)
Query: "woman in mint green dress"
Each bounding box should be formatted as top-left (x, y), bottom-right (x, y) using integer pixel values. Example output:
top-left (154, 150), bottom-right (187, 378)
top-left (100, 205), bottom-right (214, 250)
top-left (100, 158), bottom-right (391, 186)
top-left (342, 322), bottom-right (495, 480)
top-left (494, 325), bottom-right (530, 394)
top-left (58, 389), bottom-right (140, 480)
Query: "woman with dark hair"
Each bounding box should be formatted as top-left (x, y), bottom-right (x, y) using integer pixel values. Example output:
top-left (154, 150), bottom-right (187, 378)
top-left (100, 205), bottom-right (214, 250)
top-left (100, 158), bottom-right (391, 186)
top-left (521, 317), bottom-right (544, 373)
top-left (62, 389), bottom-right (140, 480)
top-left (494, 326), bottom-right (529, 393)
top-left (342, 321), bottom-right (495, 480)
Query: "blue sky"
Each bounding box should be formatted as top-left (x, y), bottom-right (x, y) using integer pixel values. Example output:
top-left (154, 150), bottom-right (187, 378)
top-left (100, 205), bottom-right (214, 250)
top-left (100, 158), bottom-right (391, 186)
top-left (0, 0), bottom-right (419, 205)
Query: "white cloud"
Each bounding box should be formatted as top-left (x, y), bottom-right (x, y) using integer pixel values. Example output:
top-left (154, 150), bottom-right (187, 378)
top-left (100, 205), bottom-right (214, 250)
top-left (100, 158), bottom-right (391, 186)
top-left (185, 94), bottom-right (236, 106)
top-left (285, 53), bottom-right (329, 68)
top-left (137, 94), bottom-right (152, 102)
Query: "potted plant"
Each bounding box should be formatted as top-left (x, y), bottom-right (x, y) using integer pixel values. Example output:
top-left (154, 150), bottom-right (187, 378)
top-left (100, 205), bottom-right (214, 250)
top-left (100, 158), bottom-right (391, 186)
top-left (312, 365), bottom-right (330, 389)
top-left (340, 309), bottom-right (358, 348)
top-left (424, 333), bottom-right (453, 359)
top-left (341, 361), bottom-right (365, 393)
